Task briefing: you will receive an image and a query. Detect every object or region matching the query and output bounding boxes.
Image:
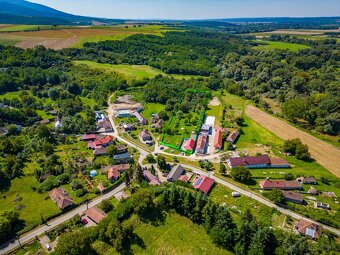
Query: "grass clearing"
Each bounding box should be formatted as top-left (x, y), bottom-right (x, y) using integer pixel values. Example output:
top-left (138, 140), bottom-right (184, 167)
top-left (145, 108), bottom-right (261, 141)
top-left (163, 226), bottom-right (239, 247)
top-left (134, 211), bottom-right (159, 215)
top-left (131, 213), bottom-right (231, 255)
top-left (253, 40), bottom-right (310, 51)
top-left (74, 60), bottom-right (204, 81)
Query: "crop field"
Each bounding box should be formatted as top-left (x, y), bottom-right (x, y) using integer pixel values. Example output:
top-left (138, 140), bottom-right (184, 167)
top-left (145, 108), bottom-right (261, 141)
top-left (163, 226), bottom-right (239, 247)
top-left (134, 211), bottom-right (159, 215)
top-left (0, 25), bottom-right (178, 49)
top-left (262, 28), bottom-right (340, 35)
top-left (131, 213), bottom-right (231, 255)
top-left (74, 60), bottom-right (203, 81)
top-left (253, 40), bottom-right (310, 51)
top-left (0, 25), bottom-right (55, 32)
top-left (246, 105), bottom-right (340, 177)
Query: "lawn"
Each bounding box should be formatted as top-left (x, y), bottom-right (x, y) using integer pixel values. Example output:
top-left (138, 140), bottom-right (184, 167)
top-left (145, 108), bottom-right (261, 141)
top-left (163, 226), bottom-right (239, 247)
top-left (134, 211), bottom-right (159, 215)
top-left (253, 40), bottom-right (310, 51)
top-left (131, 213), bottom-right (231, 255)
top-left (142, 103), bottom-right (165, 121)
top-left (36, 110), bottom-right (54, 120)
top-left (0, 175), bottom-right (61, 234)
top-left (73, 61), bottom-right (204, 81)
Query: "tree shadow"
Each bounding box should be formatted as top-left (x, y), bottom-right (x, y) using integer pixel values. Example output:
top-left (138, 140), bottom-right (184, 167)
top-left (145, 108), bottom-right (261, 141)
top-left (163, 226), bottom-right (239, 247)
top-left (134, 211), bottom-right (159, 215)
top-left (0, 178), bottom-right (11, 193)
top-left (140, 206), bottom-right (166, 227)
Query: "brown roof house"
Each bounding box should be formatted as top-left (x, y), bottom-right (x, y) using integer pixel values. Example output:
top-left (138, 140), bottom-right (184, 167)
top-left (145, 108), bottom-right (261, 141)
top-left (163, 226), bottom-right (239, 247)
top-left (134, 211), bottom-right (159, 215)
top-left (85, 206), bottom-right (107, 224)
top-left (107, 164), bottom-right (130, 181)
top-left (282, 191), bottom-right (304, 204)
top-left (294, 219), bottom-right (322, 239)
top-left (167, 164), bottom-right (184, 182)
top-left (49, 188), bottom-right (74, 209)
top-left (296, 176), bottom-right (317, 184)
top-left (139, 130), bottom-right (152, 141)
top-left (226, 130), bottom-right (239, 144)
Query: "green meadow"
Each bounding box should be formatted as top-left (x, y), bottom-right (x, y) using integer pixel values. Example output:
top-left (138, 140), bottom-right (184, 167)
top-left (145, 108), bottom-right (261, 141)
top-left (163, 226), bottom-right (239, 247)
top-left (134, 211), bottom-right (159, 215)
top-left (253, 41), bottom-right (310, 51)
top-left (74, 60), bottom-right (204, 81)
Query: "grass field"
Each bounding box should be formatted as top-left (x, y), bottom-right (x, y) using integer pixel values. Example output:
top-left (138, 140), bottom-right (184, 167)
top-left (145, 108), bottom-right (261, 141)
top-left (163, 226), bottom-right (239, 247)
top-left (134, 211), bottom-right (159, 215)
top-left (131, 213), bottom-right (231, 255)
top-left (0, 24), bottom-right (179, 50)
top-left (142, 103), bottom-right (165, 121)
top-left (253, 40), bottom-right (310, 51)
top-left (74, 60), bottom-right (203, 81)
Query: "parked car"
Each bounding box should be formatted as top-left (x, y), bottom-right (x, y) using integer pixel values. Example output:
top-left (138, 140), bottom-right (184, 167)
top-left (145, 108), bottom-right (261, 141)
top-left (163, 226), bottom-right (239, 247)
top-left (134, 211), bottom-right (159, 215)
top-left (82, 218), bottom-right (89, 224)
top-left (160, 146), bottom-right (164, 150)
top-left (45, 243), bottom-right (52, 251)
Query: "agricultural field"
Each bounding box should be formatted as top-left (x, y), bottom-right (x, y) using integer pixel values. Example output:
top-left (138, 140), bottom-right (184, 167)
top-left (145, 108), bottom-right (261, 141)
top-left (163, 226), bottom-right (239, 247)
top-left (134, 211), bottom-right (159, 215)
top-left (131, 213), bottom-right (231, 255)
top-left (0, 24), bottom-right (178, 50)
top-left (253, 40), bottom-right (310, 51)
top-left (74, 61), bottom-right (204, 81)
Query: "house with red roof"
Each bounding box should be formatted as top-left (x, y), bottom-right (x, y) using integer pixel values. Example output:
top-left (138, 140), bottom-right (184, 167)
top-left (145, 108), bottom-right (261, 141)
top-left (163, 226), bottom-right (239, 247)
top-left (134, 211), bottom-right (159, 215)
top-left (107, 164), bottom-right (130, 181)
top-left (184, 139), bottom-right (195, 151)
top-left (214, 127), bottom-right (223, 150)
top-left (143, 170), bottom-right (161, 185)
top-left (85, 206), bottom-right (107, 224)
top-left (282, 191), bottom-right (304, 204)
top-left (49, 188), bottom-right (74, 210)
top-left (226, 130), bottom-right (239, 144)
top-left (294, 219), bottom-right (322, 239)
top-left (196, 133), bottom-right (207, 154)
top-left (270, 158), bottom-right (290, 168)
top-left (259, 179), bottom-right (302, 190)
top-left (227, 155), bottom-right (271, 169)
top-left (193, 175), bottom-right (215, 195)
top-left (81, 134), bottom-right (96, 141)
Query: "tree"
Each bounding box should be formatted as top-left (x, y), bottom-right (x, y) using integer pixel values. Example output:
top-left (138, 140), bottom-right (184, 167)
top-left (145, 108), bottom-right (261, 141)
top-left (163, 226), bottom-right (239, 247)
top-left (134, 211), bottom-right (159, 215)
top-left (235, 116), bottom-right (244, 126)
top-left (99, 199), bottom-right (114, 213)
top-left (136, 164), bottom-right (143, 183)
top-left (219, 163), bottom-right (226, 174)
top-left (158, 110), bottom-right (169, 121)
top-left (157, 155), bottom-right (167, 171)
top-left (106, 144), bottom-right (116, 157)
top-left (231, 167), bottom-right (252, 184)
top-left (265, 189), bottom-right (285, 204)
top-left (282, 99), bottom-right (307, 122)
top-left (105, 219), bottom-right (132, 252)
top-left (150, 165), bottom-right (156, 175)
top-left (0, 210), bottom-right (20, 243)
top-left (70, 179), bottom-right (83, 190)
top-left (295, 143), bottom-right (310, 161)
top-left (146, 154), bottom-right (156, 163)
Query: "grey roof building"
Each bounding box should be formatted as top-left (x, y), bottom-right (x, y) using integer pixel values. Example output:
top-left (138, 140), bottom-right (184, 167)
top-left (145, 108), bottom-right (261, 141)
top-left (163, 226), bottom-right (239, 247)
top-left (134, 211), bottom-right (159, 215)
top-left (167, 164), bottom-right (184, 182)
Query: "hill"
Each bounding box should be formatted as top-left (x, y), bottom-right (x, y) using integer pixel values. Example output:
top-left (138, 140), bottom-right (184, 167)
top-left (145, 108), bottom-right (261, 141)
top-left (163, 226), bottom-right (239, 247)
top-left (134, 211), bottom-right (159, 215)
top-left (0, 0), bottom-right (121, 25)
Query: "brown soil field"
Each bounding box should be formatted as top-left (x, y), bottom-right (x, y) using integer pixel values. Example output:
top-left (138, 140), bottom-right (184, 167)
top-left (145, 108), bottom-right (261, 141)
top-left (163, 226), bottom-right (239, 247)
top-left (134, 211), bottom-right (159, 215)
top-left (15, 38), bottom-right (79, 50)
top-left (264, 29), bottom-right (340, 35)
top-left (209, 97), bottom-right (221, 106)
top-left (246, 105), bottom-right (340, 177)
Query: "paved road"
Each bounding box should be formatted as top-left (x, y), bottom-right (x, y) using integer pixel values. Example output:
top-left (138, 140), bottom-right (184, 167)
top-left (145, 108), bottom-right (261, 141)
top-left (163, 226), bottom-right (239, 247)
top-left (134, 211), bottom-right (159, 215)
top-left (0, 183), bottom-right (126, 255)
top-left (182, 163), bottom-right (340, 235)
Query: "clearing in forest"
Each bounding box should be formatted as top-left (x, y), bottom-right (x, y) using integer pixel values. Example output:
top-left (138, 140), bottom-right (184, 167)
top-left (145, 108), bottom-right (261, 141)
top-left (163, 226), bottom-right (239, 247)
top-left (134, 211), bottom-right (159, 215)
top-left (246, 105), bottom-right (340, 177)
top-left (253, 40), bottom-right (310, 51)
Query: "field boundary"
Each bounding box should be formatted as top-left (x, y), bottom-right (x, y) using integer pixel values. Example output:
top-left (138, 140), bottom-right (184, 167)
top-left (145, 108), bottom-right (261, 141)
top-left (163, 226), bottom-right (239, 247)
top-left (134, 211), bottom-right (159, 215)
top-left (160, 89), bottom-right (211, 154)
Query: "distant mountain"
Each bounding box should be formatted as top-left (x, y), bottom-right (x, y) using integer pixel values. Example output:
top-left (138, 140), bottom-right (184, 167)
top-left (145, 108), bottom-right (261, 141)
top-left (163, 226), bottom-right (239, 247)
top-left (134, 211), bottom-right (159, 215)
top-left (0, 0), bottom-right (121, 25)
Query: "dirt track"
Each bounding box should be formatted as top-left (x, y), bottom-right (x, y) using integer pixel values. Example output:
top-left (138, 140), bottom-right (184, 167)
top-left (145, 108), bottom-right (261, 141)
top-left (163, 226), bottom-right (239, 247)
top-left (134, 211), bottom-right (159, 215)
top-left (246, 105), bottom-right (340, 177)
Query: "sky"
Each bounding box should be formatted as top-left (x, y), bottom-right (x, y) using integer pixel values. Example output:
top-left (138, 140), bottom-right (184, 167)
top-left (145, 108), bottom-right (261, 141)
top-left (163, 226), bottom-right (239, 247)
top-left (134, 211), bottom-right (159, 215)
top-left (29, 0), bottom-right (340, 20)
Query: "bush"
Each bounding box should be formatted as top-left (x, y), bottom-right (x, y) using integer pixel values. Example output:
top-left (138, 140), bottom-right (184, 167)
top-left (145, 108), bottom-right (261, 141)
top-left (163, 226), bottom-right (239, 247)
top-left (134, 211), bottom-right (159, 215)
top-left (284, 173), bottom-right (294, 180)
top-left (98, 199), bottom-right (114, 213)
top-left (230, 167), bottom-right (252, 184)
top-left (70, 179), bottom-right (83, 190)
top-left (40, 175), bottom-right (59, 191)
top-left (57, 173), bottom-right (71, 185)
top-left (74, 189), bottom-right (85, 197)
top-left (146, 154), bottom-right (156, 164)
top-left (265, 189), bottom-right (285, 204)
top-left (283, 138), bottom-right (311, 161)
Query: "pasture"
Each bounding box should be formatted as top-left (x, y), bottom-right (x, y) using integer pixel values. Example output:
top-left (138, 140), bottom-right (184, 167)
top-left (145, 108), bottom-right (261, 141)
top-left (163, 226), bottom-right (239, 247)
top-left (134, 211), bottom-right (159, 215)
top-left (0, 25), bottom-right (178, 49)
top-left (253, 40), bottom-right (310, 51)
top-left (74, 60), bottom-right (203, 81)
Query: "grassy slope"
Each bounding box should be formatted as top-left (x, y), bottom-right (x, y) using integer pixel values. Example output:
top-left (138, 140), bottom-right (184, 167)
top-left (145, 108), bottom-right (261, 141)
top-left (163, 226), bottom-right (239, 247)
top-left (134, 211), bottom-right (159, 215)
top-left (253, 41), bottom-right (310, 51)
top-left (131, 213), bottom-right (231, 255)
top-left (74, 61), bottom-right (203, 81)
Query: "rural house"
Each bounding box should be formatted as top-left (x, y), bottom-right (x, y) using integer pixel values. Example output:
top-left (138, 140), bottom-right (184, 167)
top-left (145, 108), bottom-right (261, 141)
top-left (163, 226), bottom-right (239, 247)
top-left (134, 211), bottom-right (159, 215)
top-left (214, 127), bottom-right (223, 150)
top-left (308, 187), bottom-right (318, 195)
top-left (93, 147), bottom-right (107, 156)
top-left (115, 144), bottom-right (128, 154)
top-left (259, 179), bottom-right (302, 190)
top-left (107, 164), bottom-right (130, 181)
top-left (113, 152), bottom-right (131, 163)
top-left (155, 119), bottom-right (164, 129)
top-left (193, 175), bottom-right (215, 195)
top-left (81, 134), bottom-right (96, 141)
top-left (167, 164), bottom-right (184, 182)
top-left (49, 188), bottom-right (74, 210)
top-left (96, 118), bottom-right (113, 133)
top-left (226, 130), bottom-right (239, 144)
top-left (296, 176), bottom-right (317, 184)
top-left (184, 138), bottom-right (195, 151)
top-left (294, 219), bottom-right (322, 239)
top-left (143, 170), bottom-right (161, 185)
top-left (201, 124), bottom-right (210, 134)
top-left (123, 123), bottom-right (135, 132)
top-left (85, 206), bottom-right (107, 224)
top-left (282, 191), bottom-right (304, 204)
top-left (196, 133), bottom-right (208, 154)
top-left (314, 202), bottom-right (330, 210)
top-left (132, 111), bottom-right (148, 125)
top-left (139, 130), bottom-right (152, 141)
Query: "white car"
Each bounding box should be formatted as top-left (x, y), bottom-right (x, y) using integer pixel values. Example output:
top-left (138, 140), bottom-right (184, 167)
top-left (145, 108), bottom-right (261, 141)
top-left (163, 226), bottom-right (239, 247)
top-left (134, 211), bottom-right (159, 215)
top-left (45, 243), bottom-right (52, 251)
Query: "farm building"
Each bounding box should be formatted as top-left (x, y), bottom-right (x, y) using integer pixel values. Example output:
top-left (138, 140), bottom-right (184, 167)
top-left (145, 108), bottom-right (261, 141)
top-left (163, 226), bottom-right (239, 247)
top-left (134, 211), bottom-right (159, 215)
top-left (282, 191), bottom-right (304, 204)
top-left (85, 206), bottom-right (107, 224)
top-left (294, 219), bottom-right (322, 239)
top-left (269, 158), bottom-right (290, 168)
top-left (227, 155), bottom-right (289, 169)
top-left (214, 127), bottom-right (223, 150)
top-left (167, 164), bottom-right (184, 182)
top-left (308, 187), bottom-right (318, 195)
top-left (49, 188), bottom-right (74, 210)
top-left (117, 109), bottom-right (132, 118)
top-left (196, 133), bottom-right (208, 154)
top-left (193, 175), bottom-right (215, 195)
top-left (143, 170), bottom-right (161, 185)
top-left (139, 130), bottom-right (152, 141)
top-left (259, 179), bottom-right (302, 190)
top-left (314, 202), bottom-right (330, 210)
top-left (226, 130), bottom-right (239, 144)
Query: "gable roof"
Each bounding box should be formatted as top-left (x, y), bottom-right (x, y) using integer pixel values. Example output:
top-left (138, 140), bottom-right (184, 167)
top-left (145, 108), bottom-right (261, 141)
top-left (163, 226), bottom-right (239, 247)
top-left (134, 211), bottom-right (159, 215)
top-left (94, 147), bottom-right (107, 155)
top-left (85, 206), bottom-right (107, 224)
top-left (282, 191), bottom-right (303, 202)
top-left (229, 155), bottom-right (271, 167)
top-left (294, 219), bottom-right (322, 239)
top-left (259, 179), bottom-right (302, 190)
top-left (143, 170), bottom-right (160, 185)
top-left (193, 175), bottom-right (215, 194)
top-left (139, 130), bottom-right (151, 138)
top-left (196, 133), bottom-right (207, 152)
top-left (214, 127), bottom-right (223, 148)
top-left (270, 157), bottom-right (289, 166)
top-left (107, 164), bottom-right (130, 179)
top-left (82, 134), bottom-right (96, 140)
top-left (184, 139), bottom-right (195, 151)
top-left (49, 188), bottom-right (73, 209)
top-left (227, 130), bottom-right (239, 143)
top-left (113, 152), bottom-right (131, 160)
top-left (167, 164), bottom-right (184, 182)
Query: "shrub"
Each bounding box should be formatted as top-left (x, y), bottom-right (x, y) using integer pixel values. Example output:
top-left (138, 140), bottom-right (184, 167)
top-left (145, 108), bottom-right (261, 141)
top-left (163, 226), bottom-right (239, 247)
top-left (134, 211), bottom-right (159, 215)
top-left (74, 189), bottom-right (85, 197)
top-left (40, 175), bottom-right (59, 191)
top-left (230, 167), bottom-right (252, 184)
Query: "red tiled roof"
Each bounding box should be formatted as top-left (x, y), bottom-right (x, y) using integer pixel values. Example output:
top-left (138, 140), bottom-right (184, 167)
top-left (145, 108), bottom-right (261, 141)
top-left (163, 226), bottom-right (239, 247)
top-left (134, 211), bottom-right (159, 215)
top-left (282, 191), bottom-right (303, 202)
top-left (196, 134), bottom-right (207, 152)
top-left (95, 135), bottom-right (113, 147)
top-left (82, 134), bottom-right (96, 140)
top-left (143, 170), bottom-right (160, 185)
top-left (139, 130), bottom-right (151, 138)
top-left (214, 127), bottom-right (223, 149)
top-left (85, 206), bottom-right (107, 224)
top-left (229, 155), bottom-right (271, 167)
top-left (184, 139), bottom-right (195, 151)
top-left (193, 175), bottom-right (215, 195)
top-left (259, 179), bottom-right (302, 189)
top-left (178, 175), bottom-right (189, 183)
top-left (107, 164), bottom-right (130, 180)
top-left (294, 219), bottom-right (322, 239)
top-left (49, 188), bottom-right (73, 209)
top-left (227, 130), bottom-right (239, 143)
top-left (270, 157), bottom-right (289, 166)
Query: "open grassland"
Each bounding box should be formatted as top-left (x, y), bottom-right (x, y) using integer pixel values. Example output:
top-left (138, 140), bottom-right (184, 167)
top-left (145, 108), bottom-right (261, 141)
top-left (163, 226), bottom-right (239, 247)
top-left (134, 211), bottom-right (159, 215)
top-left (246, 105), bottom-right (340, 177)
top-left (0, 175), bottom-right (61, 234)
top-left (0, 25), bottom-right (178, 49)
top-left (131, 213), bottom-right (231, 255)
top-left (262, 28), bottom-right (340, 35)
top-left (253, 40), bottom-right (310, 51)
top-left (74, 60), bottom-right (203, 81)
